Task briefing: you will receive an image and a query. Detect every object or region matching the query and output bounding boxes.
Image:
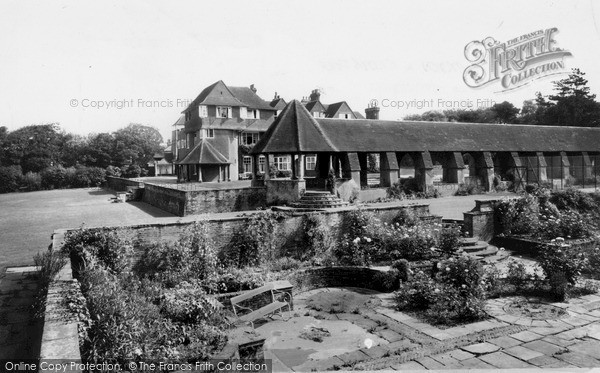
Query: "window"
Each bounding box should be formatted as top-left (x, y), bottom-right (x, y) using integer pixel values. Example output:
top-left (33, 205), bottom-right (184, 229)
top-left (240, 132), bottom-right (259, 145)
top-left (242, 156), bottom-right (252, 174)
top-left (203, 129), bottom-right (214, 138)
top-left (240, 107), bottom-right (247, 118)
top-left (305, 155), bottom-right (317, 170)
top-left (217, 106), bottom-right (232, 118)
top-left (198, 105), bottom-right (208, 118)
top-left (248, 109), bottom-right (260, 119)
top-left (339, 113), bottom-right (352, 119)
top-left (258, 155), bottom-right (266, 173)
top-left (313, 112), bottom-right (323, 118)
top-left (274, 155), bottom-right (291, 171)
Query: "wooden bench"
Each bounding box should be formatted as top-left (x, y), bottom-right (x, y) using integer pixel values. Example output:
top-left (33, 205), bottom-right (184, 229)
top-left (230, 280), bottom-right (293, 328)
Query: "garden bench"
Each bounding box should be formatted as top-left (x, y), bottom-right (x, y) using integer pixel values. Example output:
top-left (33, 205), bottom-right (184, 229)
top-left (230, 280), bottom-right (293, 328)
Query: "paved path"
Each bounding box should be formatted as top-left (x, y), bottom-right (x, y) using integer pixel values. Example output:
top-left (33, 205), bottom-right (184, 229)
top-left (260, 287), bottom-right (600, 371)
top-left (0, 267), bottom-right (41, 359)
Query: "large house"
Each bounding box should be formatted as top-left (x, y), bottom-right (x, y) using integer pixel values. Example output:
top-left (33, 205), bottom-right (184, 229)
top-left (172, 81), bottom-right (364, 182)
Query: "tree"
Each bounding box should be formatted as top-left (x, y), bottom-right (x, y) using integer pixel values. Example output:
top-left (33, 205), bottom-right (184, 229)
top-left (113, 124), bottom-right (163, 168)
top-left (80, 133), bottom-right (116, 168)
top-left (490, 101), bottom-right (519, 123)
top-left (2, 124), bottom-right (68, 173)
top-left (543, 69), bottom-right (600, 127)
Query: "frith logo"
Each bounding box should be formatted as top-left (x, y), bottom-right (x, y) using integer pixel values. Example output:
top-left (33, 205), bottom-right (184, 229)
top-left (463, 28), bottom-right (572, 91)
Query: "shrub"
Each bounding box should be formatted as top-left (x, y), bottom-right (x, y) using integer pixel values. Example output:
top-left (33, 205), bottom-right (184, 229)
top-left (298, 214), bottom-right (334, 262)
top-left (333, 235), bottom-right (375, 266)
top-left (438, 224), bottom-right (462, 256)
top-left (135, 222), bottom-right (217, 289)
top-left (436, 256), bottom-right (484, 296)
top-left (391, 259), bottom-right (411, 282)
top-left (342, 209), bottom-right (377, 239)
top-left (225, 211), bottom-right (284, 268)
top-left (34, 250), bottom-right (68, 288)
top-left (425, 285), bottom-right (487, 324)
top-left (62, 228), bottom-right (133, 275)
top-left (41, 165), bottom-right (68, 189)
top-left (494, 196), bottom-right (539, 235)
top-left (505, 259), bottom-right (529, 288)
top-left (159, 284), bottom-right (224, 325)
top-left (538, 242), bottom-right (588, 299)
top-left (394, 271), bottom-right (438, 310)
top-left (455, 183), bottom-right (482, 196)
top-left (122, 164), bottom-right (142, 178)
top-left (21, 171), bottom-right (42, 191)
top-left (379, 222), bottom-right (437, 261)
top-left (550, 188), bottom-right (598, 212)
top-left (391, 208), bottom-right (420, 227)
top-left (0, 165), bottom-right (23, 193)
top-left (212, 267), bottom-right (266, 293)
top-left (269, 257), bottom-right (302, 272)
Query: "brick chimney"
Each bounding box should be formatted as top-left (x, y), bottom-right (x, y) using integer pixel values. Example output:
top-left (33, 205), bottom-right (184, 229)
top-left (365, 102), bottom-right (380, 119)
top-left (250, 84), bottom-right (257, 93)
top-left (309, 89), bottom-right (321, 102)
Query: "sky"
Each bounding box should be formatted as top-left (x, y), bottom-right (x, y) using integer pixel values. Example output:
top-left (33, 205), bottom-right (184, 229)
top-left (1, 0), bottom-right (599, 142)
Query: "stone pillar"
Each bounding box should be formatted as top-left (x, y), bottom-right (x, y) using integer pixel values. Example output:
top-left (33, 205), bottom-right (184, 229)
top-left (357, 153), bottom-right (369, 188)
top-left (380, 152), bottom-right (399, 187)
top-left (298, 154), bottom-right (305, 180)
top-left (414, 151), bottom-right (434, 192)
top-left (444, 152), bottom-right (465, 184)
top-left (291, 154), bottom-right (297, 180)
top-left (536, 152), bottom-right (548, 182)
top-left (560, 152), bottom-right (570, 183)
top-left (197, 165), bottom-right (203, 182)
top-left (582, 152), bottom-right (593, 179)
top-left (477, 152), bottom-right (495, 192)
top-left (264, 155), bottom-right (271, 181)
top-left (509, 152), bottom-right (524, 188)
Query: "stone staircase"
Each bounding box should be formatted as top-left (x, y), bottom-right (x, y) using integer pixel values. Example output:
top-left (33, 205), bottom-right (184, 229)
top-left (291, 191), bottom-right (349, 209)
top-left (457, 237), bottom-right (510, 264)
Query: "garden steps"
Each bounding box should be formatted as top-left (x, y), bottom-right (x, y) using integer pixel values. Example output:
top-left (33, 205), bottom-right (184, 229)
top-left (457, 237), bottom-right (510, 264)
top-left (292, 191), bottom-right (349, 209)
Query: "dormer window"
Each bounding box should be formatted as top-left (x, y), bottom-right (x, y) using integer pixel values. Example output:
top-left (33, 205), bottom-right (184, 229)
top-left (217, 106), bottom-right (232, 118)
top-left (339, 113), bottom-right (352, 119)
top-left (240, 132), bottom-right (259, 145)
top-left (248, 109), bottom-right (260, 119)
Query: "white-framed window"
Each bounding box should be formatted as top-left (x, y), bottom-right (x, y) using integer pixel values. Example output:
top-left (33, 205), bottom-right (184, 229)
top-left (305, 155), bottom-right (317, 170)
top-left (240, 132), bottom-right (259, 145)
top-left (248, 109), bottom-right (260, 119)
top-left (339, 113), bottom-right (352, 119)
top-left (240, 107), bottom-right (247, 119)
top-left (203, 129), bottom-right (214, 138)
top-left (258, 155), bottom-right (266, 173)
top-left (217, 106), bottom-right (232, 118)
top-left (242, 156), bottom-right (252, 174)
top-left (198, 105), bottom-right (208, 118)
top-left (313, 112), bottom-right (323, 118)
top-left (274, 155), bottom-right (291, 171)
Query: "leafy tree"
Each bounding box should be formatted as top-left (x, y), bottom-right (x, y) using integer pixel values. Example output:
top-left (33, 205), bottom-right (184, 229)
top-left (2, 124), bottom-right (68, 173)
top-left (490, 101), bottom-right (519, 123)
top-left (113, 124), bottom-right (163, 168)
top-left (80, 133), bottom-right (116, 168)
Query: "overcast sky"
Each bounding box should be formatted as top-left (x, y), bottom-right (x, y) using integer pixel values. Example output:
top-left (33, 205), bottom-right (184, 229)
top-left (1, 0), bottom-right (599, 142)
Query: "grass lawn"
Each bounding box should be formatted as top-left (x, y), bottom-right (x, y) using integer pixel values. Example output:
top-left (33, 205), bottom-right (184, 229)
top-left (0, 188), bottom-right (176, 271)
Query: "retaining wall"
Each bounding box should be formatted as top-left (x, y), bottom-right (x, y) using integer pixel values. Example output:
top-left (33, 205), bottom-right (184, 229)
top-left (105, 176), bottom-right (144, 192)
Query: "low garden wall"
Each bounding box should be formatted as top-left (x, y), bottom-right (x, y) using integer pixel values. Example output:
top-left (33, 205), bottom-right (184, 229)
top-left (105, 176), bottom-right (144, 192)
top-left (293, 266), bottom-right (395, 292)
top-left (492, 235), bottom-right (597, 258)
top-left (142, 184), bottom-right (267, 216)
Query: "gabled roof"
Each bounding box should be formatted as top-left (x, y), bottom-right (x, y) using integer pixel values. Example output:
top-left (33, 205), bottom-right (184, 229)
top-left (228, 86), bottom-right (275, 110)
top-left (353, 111), bottom-right (365, 119)
top-left (325, 101), bottom-right (356, 118)
top-left (184, 80), bottom-right (245, 112)
top-left (251, 101), bottom-right (600, 154)
top-left (270, 97), bottom-right (287, 110)
top-left (304, 100), bottom-right (326, 113)
top-left (251, 100), bottom-right (338, 154)
top-left (178, 139), bottom-right (229, 164)
top-left (173, 115), bottom-right (185, 126)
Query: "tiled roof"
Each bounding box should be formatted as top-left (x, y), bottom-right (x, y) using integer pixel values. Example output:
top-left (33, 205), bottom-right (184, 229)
top-left (178, 139), bottom-right (229, 164)
top-left (251, 100), bottom-right (600, 154)
top-left (173, 115), bottom-right (185, 126)
top-left (304, 100), bottom-right (326, 113)
top-left (270, 97), bottom-right (287, 110)
top-left (229, 86), bottom-right (275, 110)
top-left (251, 100), bottom-right (337, 154)
top-left (353, 111), bottom-right (365, 119)
top-left (325, 101), bottom-right (355, 118)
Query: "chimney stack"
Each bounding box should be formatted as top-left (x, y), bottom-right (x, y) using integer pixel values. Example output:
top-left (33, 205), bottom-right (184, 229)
top-left (250, 84), bottom-right (257, 93)
top-left (365, 102), bottom-right (380, 120)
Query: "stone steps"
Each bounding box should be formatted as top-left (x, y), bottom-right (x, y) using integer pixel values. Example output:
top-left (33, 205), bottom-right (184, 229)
top-left (292, 191), bottom-right (349, 210)
top-left (457, 237), bottom-right (509, 264)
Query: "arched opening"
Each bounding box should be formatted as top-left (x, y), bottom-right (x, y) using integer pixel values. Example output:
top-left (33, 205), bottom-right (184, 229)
top-left (463, 153), bottom-right (476, 178)
top-left (399, 153), bottom-right (415, 178)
